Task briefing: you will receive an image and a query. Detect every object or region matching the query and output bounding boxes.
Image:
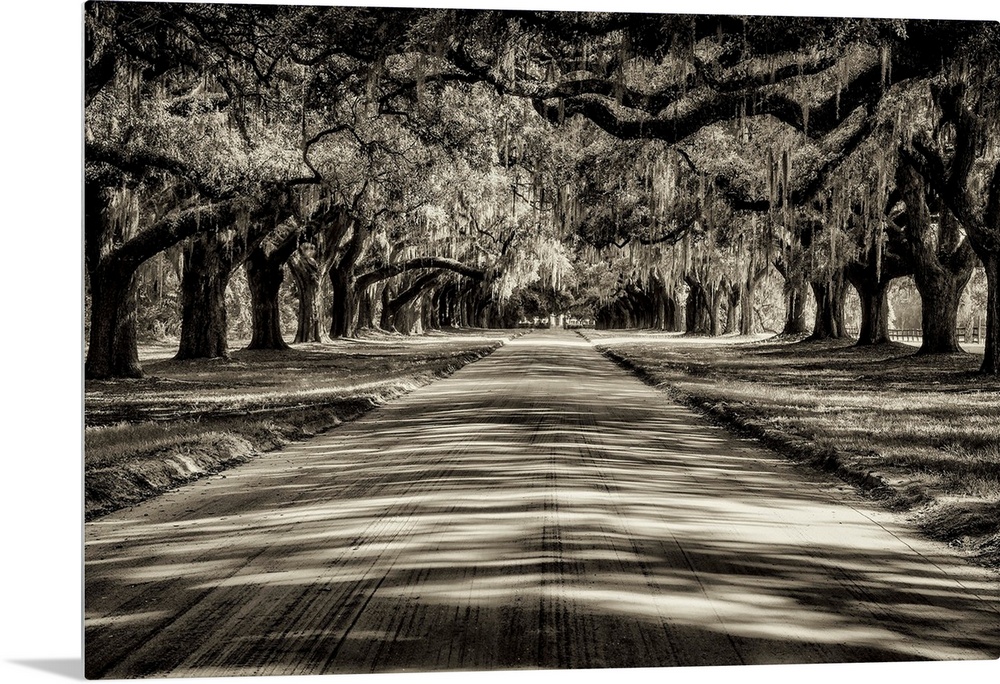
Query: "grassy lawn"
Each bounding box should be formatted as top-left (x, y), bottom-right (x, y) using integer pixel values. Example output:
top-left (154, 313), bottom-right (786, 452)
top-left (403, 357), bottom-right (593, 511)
top-left (85, 330), bottom-right (517, 519)
top-left (585, 330), bottom-right (1000, 569)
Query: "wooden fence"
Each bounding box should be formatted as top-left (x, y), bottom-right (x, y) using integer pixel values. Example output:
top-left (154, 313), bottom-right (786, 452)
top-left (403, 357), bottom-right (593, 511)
top-left (845, 325), bottom-right (982, 344)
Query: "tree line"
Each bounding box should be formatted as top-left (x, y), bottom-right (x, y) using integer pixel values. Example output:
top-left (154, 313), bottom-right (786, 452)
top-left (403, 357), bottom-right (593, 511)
top-left (85, 4), bottom-right (1000, 378)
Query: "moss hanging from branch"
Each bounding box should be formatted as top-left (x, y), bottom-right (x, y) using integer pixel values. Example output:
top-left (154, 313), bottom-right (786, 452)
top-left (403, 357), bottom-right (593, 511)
top-left (880, 44), bottom-right (891, 90)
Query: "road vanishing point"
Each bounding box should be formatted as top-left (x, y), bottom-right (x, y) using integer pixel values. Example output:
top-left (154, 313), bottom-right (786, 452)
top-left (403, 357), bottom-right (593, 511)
top-left (85, 330), bottom-right (1000, 678)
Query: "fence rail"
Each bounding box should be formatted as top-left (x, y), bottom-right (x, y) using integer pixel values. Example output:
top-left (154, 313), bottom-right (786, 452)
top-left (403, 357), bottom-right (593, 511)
top-left (891, 328), bottom-right (923, 341)
top-left (845, 325), bottom-right (982, 344)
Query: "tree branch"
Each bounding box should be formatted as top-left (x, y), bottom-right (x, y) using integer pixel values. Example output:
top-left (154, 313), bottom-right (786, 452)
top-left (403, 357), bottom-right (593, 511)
top-left (85, 142), bottom-right (231, 200)
top-left (386, 271), bottom-right (442, 313)
top-left (354, 256), bottom-right (485, 290)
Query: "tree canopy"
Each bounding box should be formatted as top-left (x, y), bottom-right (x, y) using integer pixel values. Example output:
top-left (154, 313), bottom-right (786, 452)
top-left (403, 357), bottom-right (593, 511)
top-left (83, 2), bottom-right (1000, 377)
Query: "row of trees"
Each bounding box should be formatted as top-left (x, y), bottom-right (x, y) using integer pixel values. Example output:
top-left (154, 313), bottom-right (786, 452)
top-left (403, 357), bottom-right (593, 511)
top-left (85, 4), bottom-right (1000, 377)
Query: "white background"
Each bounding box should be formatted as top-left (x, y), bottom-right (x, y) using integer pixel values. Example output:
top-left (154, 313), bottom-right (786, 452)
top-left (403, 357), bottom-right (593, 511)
top-left (1, 1), bottom-right (996, 682)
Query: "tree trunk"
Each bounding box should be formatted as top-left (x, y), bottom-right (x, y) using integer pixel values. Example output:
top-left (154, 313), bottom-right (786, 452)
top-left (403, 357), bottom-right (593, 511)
top-left (438, 284), bottom-right (456, 327)
top-left (428, 289), bottom-right (442, 330)
top-left (661, 295), bottom-right (679, 332)
top-left (740, 281), bottom-right (755, 336)
top-left (245, 228), bottom-right (301, 350)
top-left (685, 279), bottom-right (713, 334)
top-left (897, 161), bottom-right (976, 355)
top-left (622, 302), bottom-right (635, 329)
top-left (327, 221), bottom-right (370, 340)
top-left (286, 215), bottom-right (351, 344)
top-left (408, 297), bottom-right (425, 335)
top-left (354, 285), bottom-right (378, 334)
top-left (672, 292), bottom-right (686, 331)
top-left (453, 291), bottom-right (466, 327)
top-left (914, 268), bottom-right (970, 354)
top-left (423, 290), bottom-right (438, 331)
top-left (380, 283), bottom-right (396, 330)
top-left (476, 298), bottom-right (493, 328)
top-left (896, 86), bottom-right (999, 373)
top-left (708, 285), bottom-right (724, 336)
top-left (176, 234), bottom-right (233, 360)
top-left (382, 276), bottom-right (424, 332)
top-left (645, 276), bottom-right (667, 330)
top-left (329, 267), bottom-right (356, 339)
top-left (85, 267), bottom-right (142, 379)
top-left (659, 292), bottom-right (681, 332)
top-left (846, 235), bottom-right (910, 346)
top-left (853, 278), bottom-right (891, 345)
top-left (738, 266), bottom-right (770, 336)
top-left (465, 289), bottom-right (479, 328)
top-left (724, 283), bottom-right (740, 334)
top-left (288, 254), bottom-right (324, 344)
top-left (84, 180), bottom-right (142, 379)
top-left (393, 299), bottom-right (420, 334)
top-left (807, 272), bottom-right (848, 341)
top-left (245, 249), bottom-right (289, 350)
top-left (455, 291), bottom-right (466, 328)
top-left (84, 175), bottom-right (292, 376)
top-left (654, 290), bottom-right (667, 330)
top-left (981, 252), bottom-right (1000, 375)
top-left (782, 277), bottom-right (809, 335)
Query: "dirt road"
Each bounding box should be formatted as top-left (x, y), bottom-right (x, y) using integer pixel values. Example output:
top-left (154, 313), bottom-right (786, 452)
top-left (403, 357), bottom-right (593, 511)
top-left (85, 330), bottom-right (1000, 678)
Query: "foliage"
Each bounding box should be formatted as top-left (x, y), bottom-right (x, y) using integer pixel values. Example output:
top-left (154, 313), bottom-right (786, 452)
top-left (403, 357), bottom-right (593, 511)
top-left (84, 4), bottom-right (1000, 375)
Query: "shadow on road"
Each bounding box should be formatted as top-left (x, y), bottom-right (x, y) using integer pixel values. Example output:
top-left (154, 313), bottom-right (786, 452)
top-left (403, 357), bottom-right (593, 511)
top-left (85, 332), bottom-right (1000, 678)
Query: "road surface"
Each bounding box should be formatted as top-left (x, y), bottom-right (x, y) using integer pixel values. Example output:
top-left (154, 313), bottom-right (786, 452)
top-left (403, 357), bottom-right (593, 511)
top-left (85, 330), bottom-right (1000, 678)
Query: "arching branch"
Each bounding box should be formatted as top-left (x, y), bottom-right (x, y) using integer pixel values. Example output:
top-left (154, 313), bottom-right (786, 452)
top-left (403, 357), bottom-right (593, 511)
top-left (386, 272), bottom-right (442, 316)
top-left (354, 257), bottom-right (485, 290)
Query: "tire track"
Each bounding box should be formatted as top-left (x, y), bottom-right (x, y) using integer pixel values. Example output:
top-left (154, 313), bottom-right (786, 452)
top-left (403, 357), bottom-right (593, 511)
top-left (85, 330), bottom-right (1000, 678)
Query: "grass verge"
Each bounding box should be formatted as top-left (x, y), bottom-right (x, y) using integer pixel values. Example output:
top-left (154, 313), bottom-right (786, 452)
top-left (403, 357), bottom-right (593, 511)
top-left (85, 330), bottom-right (518, 519)
top-left (582, 330), bottom-right (1000, 569)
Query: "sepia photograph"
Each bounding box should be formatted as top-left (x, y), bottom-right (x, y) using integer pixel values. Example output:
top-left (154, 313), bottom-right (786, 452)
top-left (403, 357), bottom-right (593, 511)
top-left (13, 0), bottom-right (1000, 682)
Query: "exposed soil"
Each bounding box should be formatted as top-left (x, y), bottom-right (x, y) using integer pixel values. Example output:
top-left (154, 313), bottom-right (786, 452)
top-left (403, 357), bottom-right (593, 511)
top-left (85, 330), bottom-right (1000, 679)
top-left (583, 330), bottom-right (1000, 568)
top-left (84, 331), bottom-right (517, 519)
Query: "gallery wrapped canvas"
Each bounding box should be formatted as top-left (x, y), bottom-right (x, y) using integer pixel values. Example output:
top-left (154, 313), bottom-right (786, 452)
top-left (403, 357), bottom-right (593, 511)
top-left (83, 1), bottom-right (1000, 681)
